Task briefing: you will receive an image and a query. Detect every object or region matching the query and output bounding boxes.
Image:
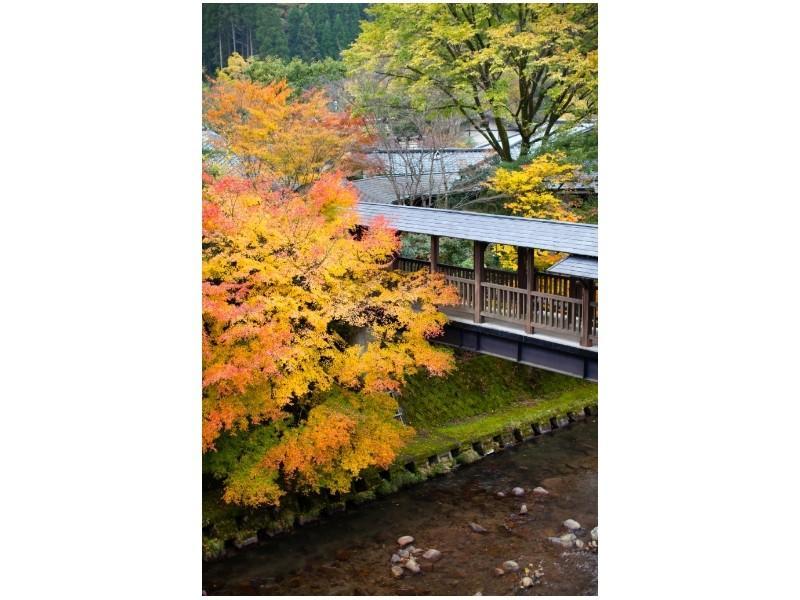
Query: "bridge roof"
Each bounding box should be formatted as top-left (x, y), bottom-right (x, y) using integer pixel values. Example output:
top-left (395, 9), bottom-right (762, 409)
top-left (355, 202), bottom-right (598, 257)
top-left (546, 255), bottom-right (598, 279)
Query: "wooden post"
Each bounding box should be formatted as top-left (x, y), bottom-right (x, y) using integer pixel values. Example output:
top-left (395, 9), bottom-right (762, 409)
top-left (516, 246), bottom-right (527, 289)
top-left (525, 248), bottom-right (534, 334)
top-left (580, 278), bottom-right (593, 347)
top-left (390, 230), bottom-right (402, 270)
top-left (473, 241), bottom-right (486, 323)
top-left (430, 235), bottom-right (439, 273)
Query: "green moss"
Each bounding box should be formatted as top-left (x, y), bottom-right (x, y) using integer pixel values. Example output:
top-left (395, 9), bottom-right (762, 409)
top-left (398, 354), bottom-right (597, 461)
top-left (203, 537), bottom-right (225, 561)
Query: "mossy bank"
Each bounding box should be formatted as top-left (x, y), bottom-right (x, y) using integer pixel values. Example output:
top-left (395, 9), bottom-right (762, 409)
top-left (203, 352), bottom-right (597, 560)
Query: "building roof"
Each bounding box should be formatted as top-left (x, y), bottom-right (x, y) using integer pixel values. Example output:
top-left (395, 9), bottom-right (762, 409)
top-left (355, 202), bottom-right (598, 256)
top-left (546, 255), bottom-right (598, 279)
top-left (351, 175), bottom-right (453, 204)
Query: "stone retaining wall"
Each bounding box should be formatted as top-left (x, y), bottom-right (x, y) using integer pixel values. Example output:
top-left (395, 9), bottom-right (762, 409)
top-left (203, 403), bottom-right (597, 561)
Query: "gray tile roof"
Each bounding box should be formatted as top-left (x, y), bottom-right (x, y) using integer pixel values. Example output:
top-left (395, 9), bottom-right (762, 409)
top-left (546, 255), bottom-right (598, 279)
top-left (350, 175), bottom-right (453, 204)
top-left (355, 202), bottom-right (598, 256)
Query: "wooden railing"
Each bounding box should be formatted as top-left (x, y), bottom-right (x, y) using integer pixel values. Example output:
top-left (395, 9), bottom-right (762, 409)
top-left (394, 256), bottom-right (597, 346)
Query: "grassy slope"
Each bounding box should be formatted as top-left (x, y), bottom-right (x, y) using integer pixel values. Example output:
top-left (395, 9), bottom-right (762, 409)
top-left (398, 352), bottom-right (597, 459)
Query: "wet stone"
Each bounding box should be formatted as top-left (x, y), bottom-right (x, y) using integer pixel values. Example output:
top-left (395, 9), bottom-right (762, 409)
top-left (469, 522), bottom-right (488, 533)
top-left (511, 487), bottom-right (525, 497)
top-left (520, 576), bottom-right (534, 588)
top-left (397, 535), bottom-right (415, 547)
top-left (502, 560), bottom-right (520, 572)
top-left (532, 487), bottom-right (549, 495)
top-left (519, 504), bottom-right (528, 514)
top-left (391, 565), bottom-right (404, 578)
top-left (404, 558), bottom-right (421, 574)
top-left (391, 553), bottom-right (402, 564)
top-left (563, 519), bottom-right (581, 531)
top-left (494, 568), bottom-right (505, 577)
top-left (591, 526), bottom-right (598, 541)
top-left (422, 548), bottom-right (442, 561)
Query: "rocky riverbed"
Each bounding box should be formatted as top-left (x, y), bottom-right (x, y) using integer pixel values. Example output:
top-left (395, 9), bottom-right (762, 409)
top-left (202, 417), bottom-right (598, 596)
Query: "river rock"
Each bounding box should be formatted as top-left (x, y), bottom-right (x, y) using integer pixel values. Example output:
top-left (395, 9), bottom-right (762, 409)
top-left (469, 522), bottom-right (488, 533)
top-left (502, 560), bottom-right (520, 572)
top-left (391, 565), bottom-right (404, 578)
top-left (397, 535), bottom-right (415, 547)
top-left (234, 535), bottom-right (258, 549)
top-left (532, 487), bottom-right (549, 495)
top-left (519, 504), bottom-right (528, 514)
top-left (496, 491), bottom-right (506, 498)
top-left (511, 487), bottom-right (525, 497)
top-left (575, 539), bottom-right (585, 549)
top-left (563, 519), bottom-right (581, 531)
top-left (391, 553), bottom-right (402, 564)
top-left (422, 548), bottom-right (442, 561)
top-left (404, 558), bottom-right (421, 574)
top-left (399, 548), bottom-right (410, 558)
top-left (549, 533), bottom-right (577, 547)
top-left (520, 576), bottom-right (534, 588)
top-left (591, 527), bottom-right (598, 541)
top-left (493, 567), bottom-right (505, 577)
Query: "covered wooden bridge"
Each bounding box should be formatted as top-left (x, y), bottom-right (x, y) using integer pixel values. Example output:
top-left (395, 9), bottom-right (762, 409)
top-left (356, 202), bottom-right (599, 380)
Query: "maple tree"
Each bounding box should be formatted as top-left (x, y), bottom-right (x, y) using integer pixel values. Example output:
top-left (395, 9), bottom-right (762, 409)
top-left (202, 170), bottom-right (458, 506)
top-left (203, 71), bottom-right (369, 189)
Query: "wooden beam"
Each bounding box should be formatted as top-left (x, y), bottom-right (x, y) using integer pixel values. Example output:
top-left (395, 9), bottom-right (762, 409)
top-left (430, 235), bottom-right (439, 273)
top-left (525, 248), bottom-right (534, 334)
top-left (473, 241), bottom-right (486, 323)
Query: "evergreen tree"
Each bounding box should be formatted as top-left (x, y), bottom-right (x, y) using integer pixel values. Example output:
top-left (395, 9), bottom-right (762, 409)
top-left (286, 6), bottom-right (304, 58)
top-left (296, 11), bottom-right (320, 61)
top-left (255, 4), bottom-right (289, 59)
top-left (332, 14), bottom-right (347, 54)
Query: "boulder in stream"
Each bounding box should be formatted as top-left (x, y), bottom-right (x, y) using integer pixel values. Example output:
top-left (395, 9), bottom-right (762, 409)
top-left (563, 519), bottom-right (581, 531)
top-left (422, 548), bottom-right (442, 561)
top-left (549, 533), bottom-right (577, 547)
top-left (404, 558), bottom-right (421, 574)
top-left (502, 560), bottom-right (520, 572)
top-left (397, 535), bottom-right (415, 547)
top-left (511, 487), bottom-right (525, 497)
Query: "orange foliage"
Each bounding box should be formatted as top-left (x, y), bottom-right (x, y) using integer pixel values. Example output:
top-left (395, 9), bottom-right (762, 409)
top-left (202, 170), bottom-right (457, 505)
top-left (203, 78), bottom-right (370, 188)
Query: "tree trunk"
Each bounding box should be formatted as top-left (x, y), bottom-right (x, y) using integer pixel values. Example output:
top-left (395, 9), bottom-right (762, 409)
top-left (218, 29), bottom-right (223, 70)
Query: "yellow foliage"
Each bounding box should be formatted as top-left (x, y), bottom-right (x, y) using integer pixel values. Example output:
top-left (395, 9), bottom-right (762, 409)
top-left (486, 151), bottom-right (579, 223)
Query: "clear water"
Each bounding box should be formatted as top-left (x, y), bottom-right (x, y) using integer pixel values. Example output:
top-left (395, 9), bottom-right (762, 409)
top-left (203, 418), bottom-right (598, 596)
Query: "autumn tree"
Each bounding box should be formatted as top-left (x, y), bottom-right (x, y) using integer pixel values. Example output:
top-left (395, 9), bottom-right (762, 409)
top-left (203, 72), bottom-right (368, 188)
top-left (202, 171), bottom-right (458, 506)
top-left (344, 3), bottom-right (597, 161)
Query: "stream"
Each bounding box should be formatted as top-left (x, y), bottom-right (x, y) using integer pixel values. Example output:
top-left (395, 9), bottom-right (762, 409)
top-left (203, 417), bottom-right (598, 596)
